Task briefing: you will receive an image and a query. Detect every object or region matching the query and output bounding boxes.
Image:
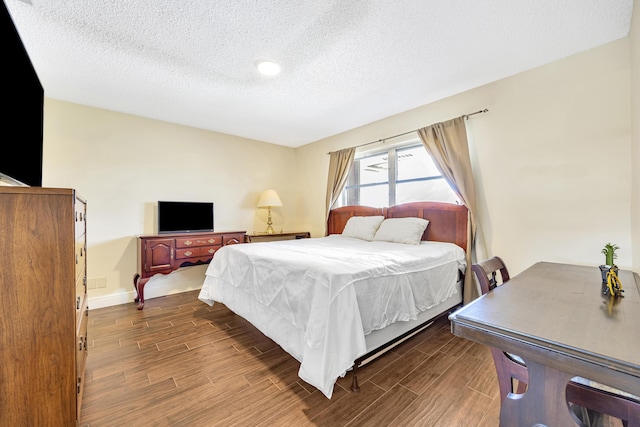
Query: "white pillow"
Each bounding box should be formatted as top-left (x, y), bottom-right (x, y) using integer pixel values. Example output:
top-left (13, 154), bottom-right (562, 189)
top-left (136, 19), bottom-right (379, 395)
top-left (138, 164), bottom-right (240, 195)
top-left (373, 217), bottom-right (429, 245)
top-left (341, 216), bottom-right (385, 241)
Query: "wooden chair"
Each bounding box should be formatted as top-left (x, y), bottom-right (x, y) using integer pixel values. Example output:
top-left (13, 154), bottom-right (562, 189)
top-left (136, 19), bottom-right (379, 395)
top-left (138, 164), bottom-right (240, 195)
top-left (472, 256), bottom-right (640, 427)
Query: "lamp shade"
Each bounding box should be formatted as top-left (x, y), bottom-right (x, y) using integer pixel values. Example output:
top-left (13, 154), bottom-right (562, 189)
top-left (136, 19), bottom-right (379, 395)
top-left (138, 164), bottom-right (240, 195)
top-left (257, 189), bottom-right (283, 207)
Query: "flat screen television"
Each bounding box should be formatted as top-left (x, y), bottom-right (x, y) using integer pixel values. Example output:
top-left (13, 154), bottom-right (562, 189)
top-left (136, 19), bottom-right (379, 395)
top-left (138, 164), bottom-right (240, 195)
top-left (1, 2), bottom-right (44, 187)
top-left (157, 201), bottom-right (214, 234)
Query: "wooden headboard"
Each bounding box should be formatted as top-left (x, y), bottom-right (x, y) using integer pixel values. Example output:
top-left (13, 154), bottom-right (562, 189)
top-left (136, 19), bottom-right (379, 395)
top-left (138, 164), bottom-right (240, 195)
top-left (327, 201), bottom-right (468, 251)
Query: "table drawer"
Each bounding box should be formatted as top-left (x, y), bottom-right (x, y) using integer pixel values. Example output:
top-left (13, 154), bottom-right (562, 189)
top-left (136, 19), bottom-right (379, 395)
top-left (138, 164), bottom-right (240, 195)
top-left (175, 246), bottom-right (220, 259)
top-left (176, 236), bottom-right (222, 248)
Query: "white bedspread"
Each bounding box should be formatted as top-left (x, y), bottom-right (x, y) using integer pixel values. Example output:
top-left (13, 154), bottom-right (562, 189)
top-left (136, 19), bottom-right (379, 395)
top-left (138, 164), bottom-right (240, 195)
top-left (198, 235), bottom-right (465, 398)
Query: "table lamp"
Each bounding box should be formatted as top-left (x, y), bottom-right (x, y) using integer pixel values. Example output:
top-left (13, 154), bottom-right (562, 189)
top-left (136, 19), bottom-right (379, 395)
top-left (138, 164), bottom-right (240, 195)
top-left (257, 189), bottom-right (283, 234)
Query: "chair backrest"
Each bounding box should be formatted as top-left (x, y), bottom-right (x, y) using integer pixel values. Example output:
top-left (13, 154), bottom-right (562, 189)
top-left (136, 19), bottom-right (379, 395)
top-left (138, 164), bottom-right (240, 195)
top-left (471, 256), bottom-right (510, 295)
top-left (471, 256), bottom-right (526, 403)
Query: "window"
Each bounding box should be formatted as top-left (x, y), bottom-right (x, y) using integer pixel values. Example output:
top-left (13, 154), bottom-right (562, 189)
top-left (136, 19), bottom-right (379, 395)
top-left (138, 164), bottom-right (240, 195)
top-left (336, 141), bottom-right (459, 208)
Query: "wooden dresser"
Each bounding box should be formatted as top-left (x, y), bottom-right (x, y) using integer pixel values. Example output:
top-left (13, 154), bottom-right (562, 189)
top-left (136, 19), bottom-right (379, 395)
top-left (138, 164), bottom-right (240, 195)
top-left (0, 186), bottom-right (88, 425)
top-left (134, 231), bottom-right (245, 309)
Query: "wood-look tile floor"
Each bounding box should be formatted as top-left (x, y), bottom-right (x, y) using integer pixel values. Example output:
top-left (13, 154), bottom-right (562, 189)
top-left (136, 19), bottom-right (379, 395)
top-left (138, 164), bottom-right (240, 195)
top-left (78, 290), bottom-right (618, 427)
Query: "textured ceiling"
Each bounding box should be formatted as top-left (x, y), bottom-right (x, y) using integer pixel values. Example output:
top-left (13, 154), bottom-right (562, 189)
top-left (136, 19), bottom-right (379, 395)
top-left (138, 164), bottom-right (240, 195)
top-left (5, 0), bottom-right (634, 147)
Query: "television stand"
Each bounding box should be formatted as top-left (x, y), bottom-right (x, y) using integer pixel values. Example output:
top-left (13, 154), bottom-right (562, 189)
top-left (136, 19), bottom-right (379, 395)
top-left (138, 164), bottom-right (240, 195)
top-left (133, 230), bottom-right (245, 309)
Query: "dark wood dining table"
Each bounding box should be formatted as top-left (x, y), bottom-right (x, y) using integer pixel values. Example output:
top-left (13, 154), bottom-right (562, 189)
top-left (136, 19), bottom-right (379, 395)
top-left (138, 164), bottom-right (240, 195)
top-left (449, 261), bottom-right (640, 426)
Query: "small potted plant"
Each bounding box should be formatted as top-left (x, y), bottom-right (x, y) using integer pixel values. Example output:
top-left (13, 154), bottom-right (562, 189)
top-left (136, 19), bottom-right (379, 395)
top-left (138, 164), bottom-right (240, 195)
top-left (599, 243), bottom-right (619, 289)
top-left (602, 243), bottom-right (619, 267)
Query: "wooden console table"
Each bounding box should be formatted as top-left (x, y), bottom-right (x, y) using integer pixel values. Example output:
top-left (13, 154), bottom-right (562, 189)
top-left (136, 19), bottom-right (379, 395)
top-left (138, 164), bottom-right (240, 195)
top-left (133, 231), bottom-right (245, 309)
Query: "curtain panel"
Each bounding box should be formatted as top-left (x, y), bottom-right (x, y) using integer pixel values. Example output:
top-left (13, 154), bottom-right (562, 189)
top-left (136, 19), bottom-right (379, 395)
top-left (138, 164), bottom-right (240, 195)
top-left (325, 147), bottom-right (356, 232)
top-left (418, 116), bottom-right (480, 303)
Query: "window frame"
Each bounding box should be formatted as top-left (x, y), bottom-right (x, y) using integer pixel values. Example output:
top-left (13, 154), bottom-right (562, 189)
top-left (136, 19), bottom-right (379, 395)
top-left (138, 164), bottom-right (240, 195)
top-left (338, 140), bottom-right (458, 208)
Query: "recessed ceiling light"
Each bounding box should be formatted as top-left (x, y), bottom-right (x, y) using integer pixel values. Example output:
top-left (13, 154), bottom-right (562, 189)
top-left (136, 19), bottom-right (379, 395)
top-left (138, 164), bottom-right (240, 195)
top-left (256, 60), bottom-right (281, 76)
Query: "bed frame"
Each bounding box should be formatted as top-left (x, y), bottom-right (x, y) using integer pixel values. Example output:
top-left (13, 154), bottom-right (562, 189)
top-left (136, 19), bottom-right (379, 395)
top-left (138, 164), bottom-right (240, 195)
top-left (327, 201), bottom-right (469, 392)
top-left (327, 201), bottom-right (468, 250)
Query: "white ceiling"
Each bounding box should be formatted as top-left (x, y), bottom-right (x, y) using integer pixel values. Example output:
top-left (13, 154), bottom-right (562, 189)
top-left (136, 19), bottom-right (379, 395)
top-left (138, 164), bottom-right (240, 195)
top-left (5, 0), bottom-right (634, 148)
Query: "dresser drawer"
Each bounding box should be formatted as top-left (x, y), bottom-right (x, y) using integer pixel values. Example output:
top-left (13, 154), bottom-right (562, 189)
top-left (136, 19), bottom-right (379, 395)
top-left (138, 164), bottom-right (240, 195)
top-left (75, 239), bottom-right (86, 282)
top-left (75, 274), bottom-right (85, 323)
top-left (75, 199), bottom-right (86, 238)
top-left (75, 301), bottom-right (88, 420)
top-left (175, 246), bottom-right (219, 259)
top-left (199, 246), bottom-right (219, 257)
top-left (175, 235), bottom-right (222, 248)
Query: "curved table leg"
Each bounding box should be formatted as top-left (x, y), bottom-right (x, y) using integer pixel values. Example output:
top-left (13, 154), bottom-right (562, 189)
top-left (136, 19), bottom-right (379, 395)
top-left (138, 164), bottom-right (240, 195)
top-left (133, 274), bottom-right (149, 310)
top-left (500, 358), bottom-right (584, 426)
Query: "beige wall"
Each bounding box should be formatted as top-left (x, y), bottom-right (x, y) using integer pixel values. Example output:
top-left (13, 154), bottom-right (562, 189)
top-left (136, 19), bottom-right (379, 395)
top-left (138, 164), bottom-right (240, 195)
top-left (631, 0), bottom-right (640, 272)
top-left (298, 38), bottom-right (632, 277)
top-left (43, 100), bottom-right (299, 308)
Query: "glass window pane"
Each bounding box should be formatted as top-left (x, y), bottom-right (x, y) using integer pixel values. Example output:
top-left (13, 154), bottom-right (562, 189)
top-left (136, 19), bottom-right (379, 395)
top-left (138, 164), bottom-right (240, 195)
top-left (396, 179), bottom-right (459, 204)
top-left (360, 184), bottom-right (389, 207)
top-left (358, 152), bottom-right (388, 185)
top-left (345, 187), bottom-right (359, 206)
top-left (397, 145), bottom-right (441, 180)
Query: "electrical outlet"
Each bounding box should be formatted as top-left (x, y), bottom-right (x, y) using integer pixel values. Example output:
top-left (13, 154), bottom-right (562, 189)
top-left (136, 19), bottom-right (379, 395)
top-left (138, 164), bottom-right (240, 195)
top-left (96, 277), bottom-right (107, 288)
top-left (87, 278), bottom-right (96, 290)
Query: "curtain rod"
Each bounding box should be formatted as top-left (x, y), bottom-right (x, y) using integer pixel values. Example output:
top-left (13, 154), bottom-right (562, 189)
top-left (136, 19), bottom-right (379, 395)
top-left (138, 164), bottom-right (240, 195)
top-left (327, 108), bottom-right (488, 154)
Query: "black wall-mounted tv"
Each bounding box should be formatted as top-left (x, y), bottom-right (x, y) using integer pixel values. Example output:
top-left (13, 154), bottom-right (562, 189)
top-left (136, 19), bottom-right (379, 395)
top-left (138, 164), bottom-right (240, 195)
top-left (1, 2), bottom-right (44, 187)
top-left (158, 201), bottom-right (215, 234)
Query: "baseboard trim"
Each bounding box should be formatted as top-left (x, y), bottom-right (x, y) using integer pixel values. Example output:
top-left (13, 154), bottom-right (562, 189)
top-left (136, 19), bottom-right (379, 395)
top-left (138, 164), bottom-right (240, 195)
top-left (87, 265), bottom-right (207, 309)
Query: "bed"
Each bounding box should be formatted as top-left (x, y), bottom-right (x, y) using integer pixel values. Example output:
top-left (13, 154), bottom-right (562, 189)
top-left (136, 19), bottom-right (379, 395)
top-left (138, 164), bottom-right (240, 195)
top-left (198, 201), bottom-right (468, 398)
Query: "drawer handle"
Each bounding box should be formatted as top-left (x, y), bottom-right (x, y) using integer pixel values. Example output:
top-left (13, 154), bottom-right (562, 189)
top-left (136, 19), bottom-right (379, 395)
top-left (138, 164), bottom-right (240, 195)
top-left (207, 249), bottom-right (214, 254)
top-left (184, 251), bottom-right (193, 256)
top-left (184, 240), bottom-right (193, 246)
top-left (208, 239), bottom-right (215, 243)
